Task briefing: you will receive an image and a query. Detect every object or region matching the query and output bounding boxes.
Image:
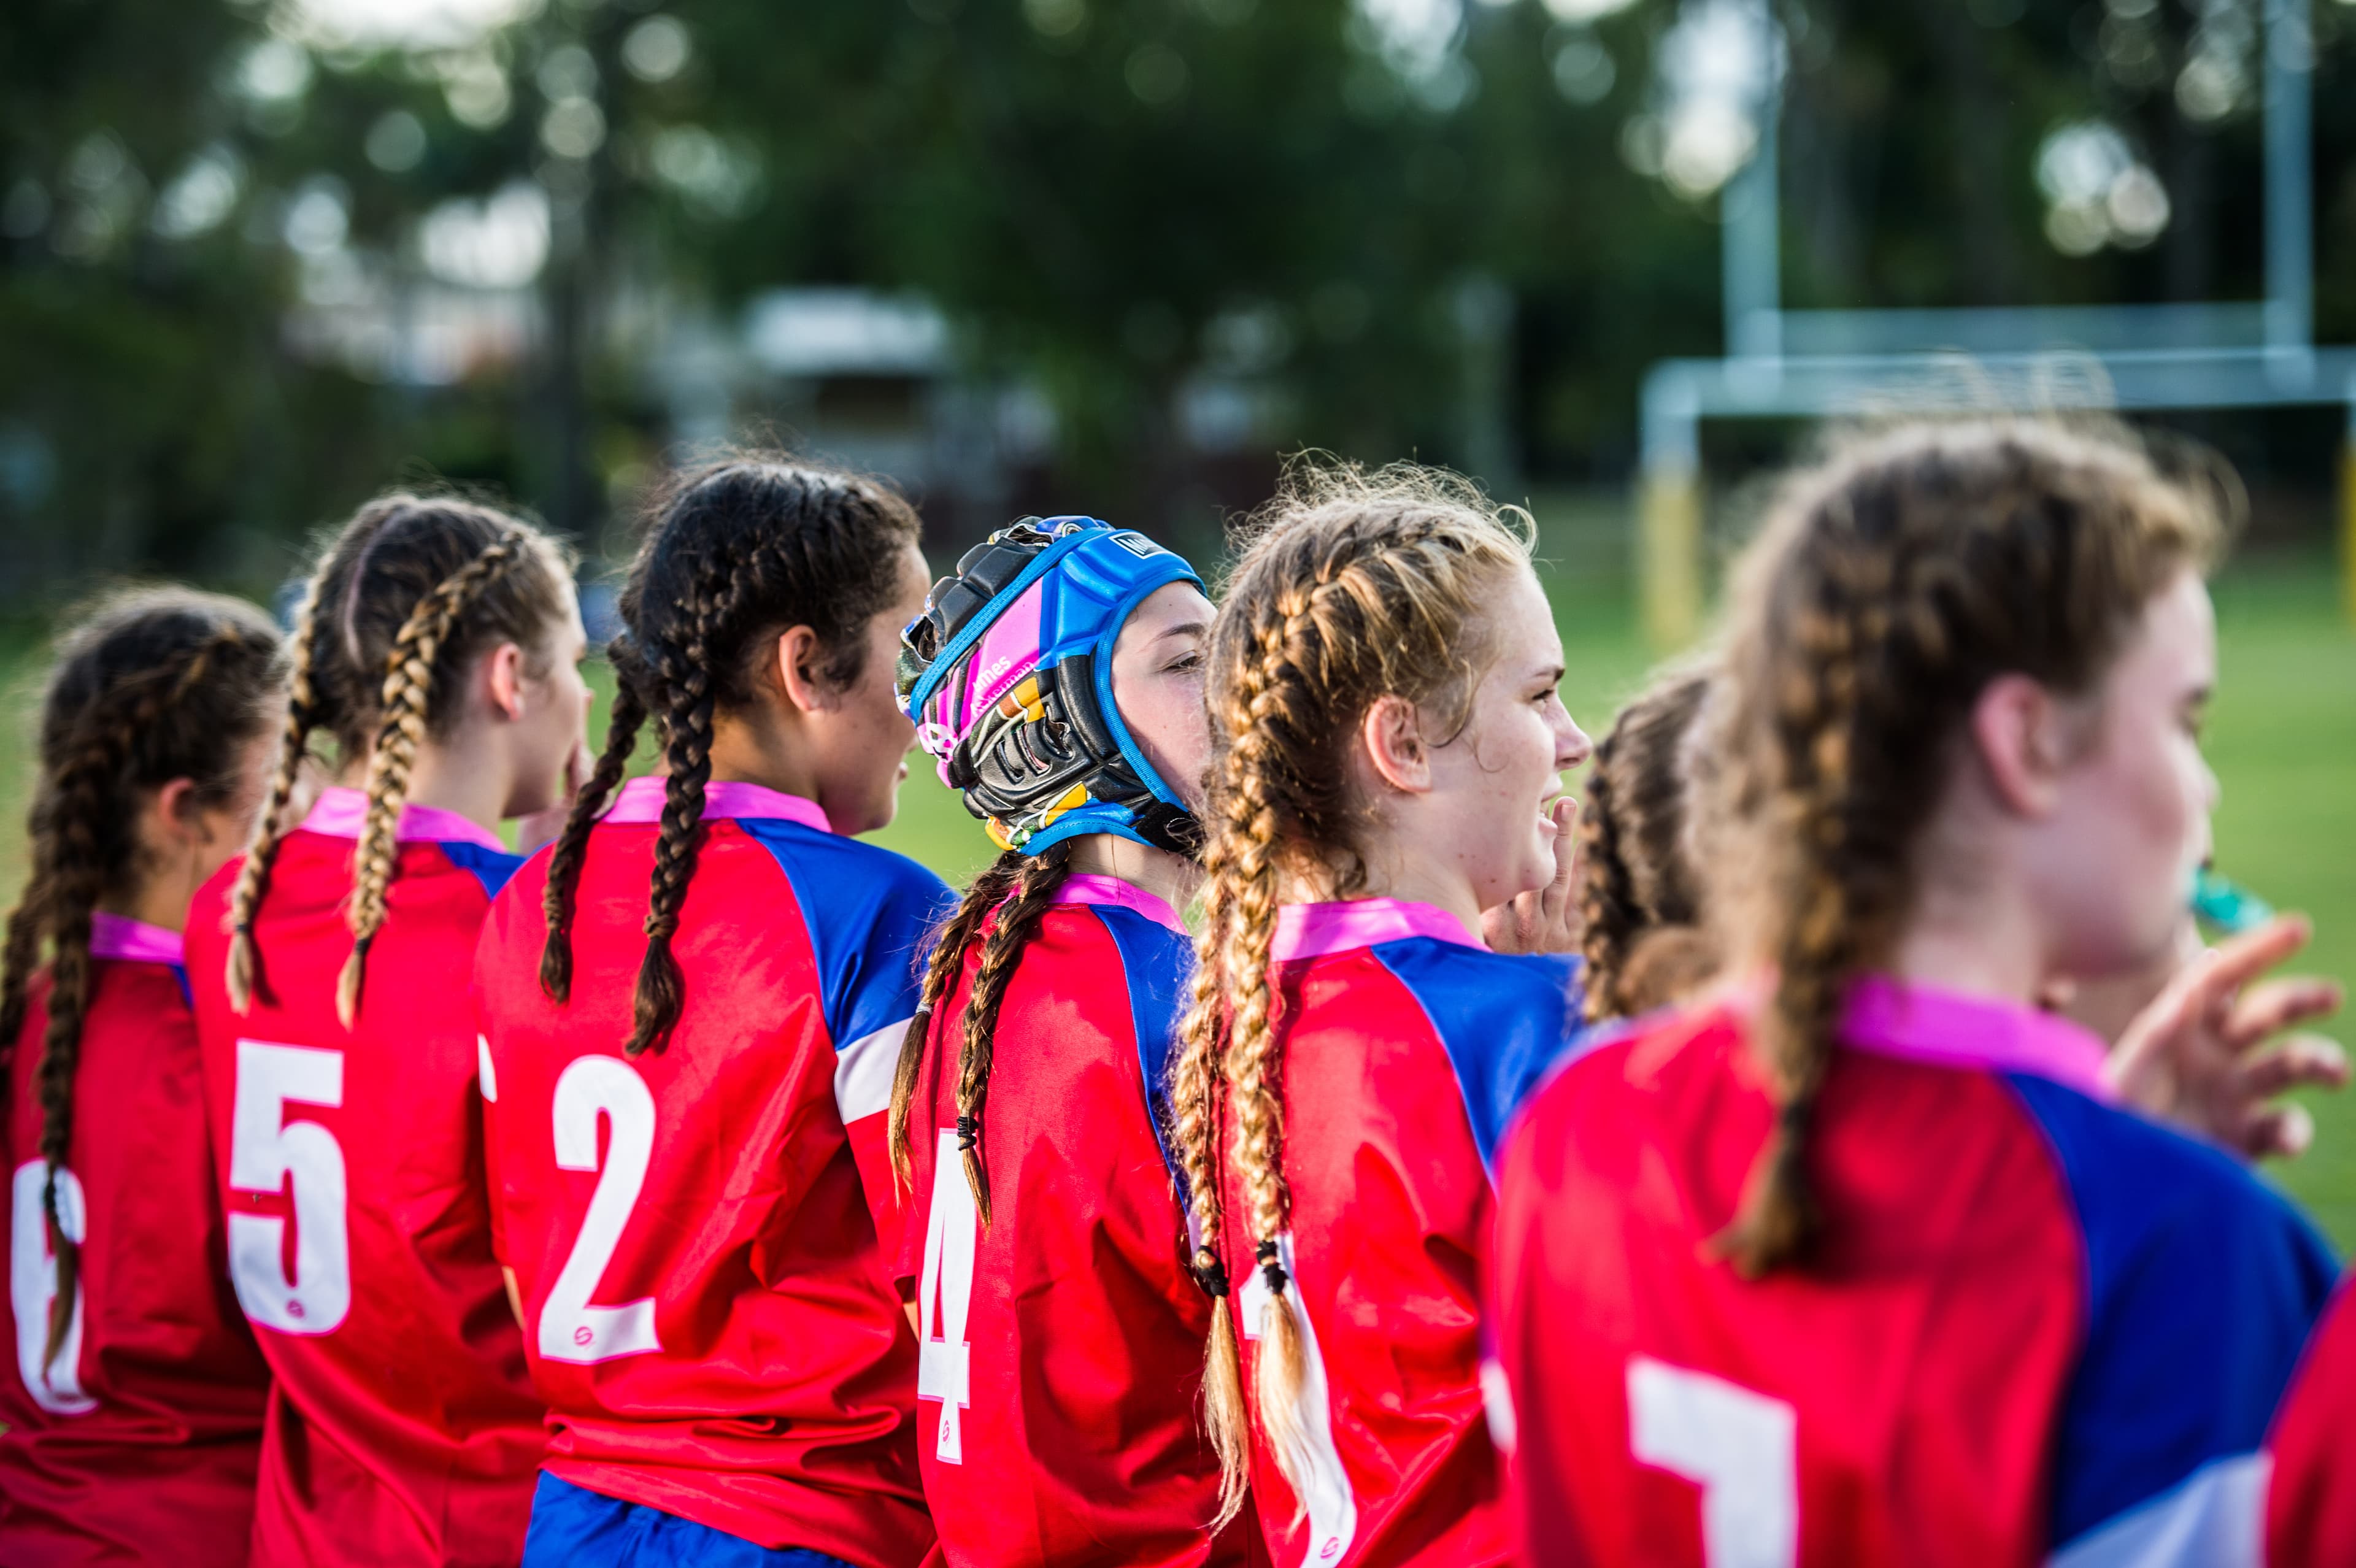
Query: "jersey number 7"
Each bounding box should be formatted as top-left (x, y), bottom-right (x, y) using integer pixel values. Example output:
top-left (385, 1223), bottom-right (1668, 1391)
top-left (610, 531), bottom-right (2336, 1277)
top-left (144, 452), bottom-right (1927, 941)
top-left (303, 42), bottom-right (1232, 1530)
top-left (537, 1055), bottom-right (661, 1364)
top-left (1626, 1356), bottom-right (1798, 1568)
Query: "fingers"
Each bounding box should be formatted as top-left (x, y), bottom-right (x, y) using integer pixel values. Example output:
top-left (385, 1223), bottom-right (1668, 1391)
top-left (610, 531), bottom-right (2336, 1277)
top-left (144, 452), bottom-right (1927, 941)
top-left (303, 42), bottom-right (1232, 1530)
top-left (2234, 1033), bottom-right (2351, 1100)
top-left (1541, 797), bottom-right (1580, 922)
top-left (2199, 914), bottom-right (2314, 997)
top-left (2224, 976), bottom-right (2345, 1050)
top-left (2237, 1101), bottom-right (2317, 1162)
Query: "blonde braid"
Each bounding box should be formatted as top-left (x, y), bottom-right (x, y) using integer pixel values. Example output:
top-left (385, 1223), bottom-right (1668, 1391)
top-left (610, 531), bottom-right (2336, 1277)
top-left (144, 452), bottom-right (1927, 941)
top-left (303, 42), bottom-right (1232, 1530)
top-left (228, 578), bottom-right (324, 1013)
top-left (337, 531), bottom-right (526, 1026)
top-left (888, 851), bottom-right (1022, 1190)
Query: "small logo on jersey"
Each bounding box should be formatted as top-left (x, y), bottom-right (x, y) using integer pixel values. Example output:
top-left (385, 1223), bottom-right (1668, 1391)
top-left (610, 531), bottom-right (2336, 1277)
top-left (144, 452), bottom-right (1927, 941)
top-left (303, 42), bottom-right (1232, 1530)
top-left (574, 1326), bottom-right (595, 1348)
top-left (287, 1298), bottom-right (306, 1320)
top-left (1320, 1540), bottom-right (1342, 1560)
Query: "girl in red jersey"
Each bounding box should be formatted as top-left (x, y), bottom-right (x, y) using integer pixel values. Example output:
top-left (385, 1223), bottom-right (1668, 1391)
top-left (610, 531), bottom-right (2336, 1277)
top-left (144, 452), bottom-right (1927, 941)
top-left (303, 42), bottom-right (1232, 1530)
top-left (0, 590), bottom-right (282, 1567)
top-left (1169, 462), bottom-right (1595, 1568)
top-left (474, 458), bottom-right (940, 1568)
top-left (183, 494), bottom-right (589, 1567)
top-left (880, 516), bottom-right (1261, 1566)
top-left (1492, 421), bottom-right (2337, 1568)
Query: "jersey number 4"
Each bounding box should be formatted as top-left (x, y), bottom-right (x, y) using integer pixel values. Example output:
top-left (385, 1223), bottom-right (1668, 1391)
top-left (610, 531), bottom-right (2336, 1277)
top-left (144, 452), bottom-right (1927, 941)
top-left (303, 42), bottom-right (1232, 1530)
top-left (916, 1129), bottom-right (977, 1462)
top-left (1627, 1357), bottom-right (1798, 1568)
top-left (227, 1040), bottom-right (352, 1334)
top-left (538, 1056), bottom-right (661, 1364)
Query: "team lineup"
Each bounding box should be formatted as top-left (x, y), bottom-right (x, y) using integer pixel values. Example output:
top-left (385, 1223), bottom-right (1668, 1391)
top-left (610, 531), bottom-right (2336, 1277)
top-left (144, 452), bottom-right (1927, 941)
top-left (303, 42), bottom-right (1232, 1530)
top-left (7, 423), bottom-right (2356, 1567)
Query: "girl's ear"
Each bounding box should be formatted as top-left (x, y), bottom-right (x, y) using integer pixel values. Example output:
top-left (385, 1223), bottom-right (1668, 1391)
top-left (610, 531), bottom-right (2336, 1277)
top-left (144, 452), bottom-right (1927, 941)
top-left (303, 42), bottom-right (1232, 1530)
top-left (774, 625), bottom-right (838, 715)
top-left (1360, 694), bottom-right (1432, 796)
top-left (1969, 673), bottom-right (2072, 818)
top-left (483, 641), bottom-right (528, 721)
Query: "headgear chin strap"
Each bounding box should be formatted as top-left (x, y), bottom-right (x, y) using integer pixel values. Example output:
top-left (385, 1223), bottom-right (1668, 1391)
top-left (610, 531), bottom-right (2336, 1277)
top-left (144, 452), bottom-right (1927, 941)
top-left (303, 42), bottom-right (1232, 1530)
top-left (896, 516), bottom-right (1204, 858)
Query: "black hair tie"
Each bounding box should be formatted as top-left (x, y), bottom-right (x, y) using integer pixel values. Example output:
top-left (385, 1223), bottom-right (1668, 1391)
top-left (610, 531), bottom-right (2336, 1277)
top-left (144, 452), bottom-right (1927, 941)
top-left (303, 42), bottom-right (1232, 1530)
top-left (1776, 1096), bottom-right (1813, 1135)
top-left (1191, 1246), bottom-right (1231, 1300)
top-left (1255, 1238), bottom-right (1288, 1294)
top-left (954, 1113), bottom-right (980, 1152)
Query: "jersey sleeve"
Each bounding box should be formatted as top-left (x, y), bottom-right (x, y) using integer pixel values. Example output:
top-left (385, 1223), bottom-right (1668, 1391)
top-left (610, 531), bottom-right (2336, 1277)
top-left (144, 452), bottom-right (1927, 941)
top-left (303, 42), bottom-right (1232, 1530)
top-left (1368, 943), bottom-right (1592, 1169)
top-left (2004, 1074), bottom-right (2339, 1568)
top-left (2266, 1276), bottom-right (2356, 1568)
top-left (742, 822), bottom-right (954, 1249)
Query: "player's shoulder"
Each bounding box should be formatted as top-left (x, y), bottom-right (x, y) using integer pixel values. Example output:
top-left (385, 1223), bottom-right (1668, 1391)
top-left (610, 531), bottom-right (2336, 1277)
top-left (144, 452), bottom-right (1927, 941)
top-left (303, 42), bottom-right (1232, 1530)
top-left (1509, 1002), bottom-right (1741, 1160)
top-left (732, 816), bottom-right (951, 929)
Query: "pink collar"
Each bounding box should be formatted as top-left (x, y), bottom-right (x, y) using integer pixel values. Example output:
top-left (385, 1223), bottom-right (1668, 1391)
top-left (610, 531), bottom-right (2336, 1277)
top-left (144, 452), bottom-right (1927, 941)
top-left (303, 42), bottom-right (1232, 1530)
top-left (1840, 975), bottom-right (2115, 1102)
top-left (300, 786), bottom-right (509, 853)
top-left (1057, 873), bottom-right (1185, 933)
top-left (1270, 897), bottom-right (1485, 963)
top-left (90, 912), bottom-right (183, 966)
top-left (603, 774), bottom-right (834, 834)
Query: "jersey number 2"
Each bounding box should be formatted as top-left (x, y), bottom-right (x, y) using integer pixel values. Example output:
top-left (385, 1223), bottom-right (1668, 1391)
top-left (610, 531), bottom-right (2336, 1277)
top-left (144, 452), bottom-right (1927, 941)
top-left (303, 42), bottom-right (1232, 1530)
top-left (539, 1056), bottom-right (661, 1364)
top-left (916, 1129), bottom-right (977, 1462)
top-left (227, 1040), bottom-right (352, 1334)
top-left (10, 1162), bottom-right (96, 1415)
top-left (1626, 1356), bottom-right (1798, 1568)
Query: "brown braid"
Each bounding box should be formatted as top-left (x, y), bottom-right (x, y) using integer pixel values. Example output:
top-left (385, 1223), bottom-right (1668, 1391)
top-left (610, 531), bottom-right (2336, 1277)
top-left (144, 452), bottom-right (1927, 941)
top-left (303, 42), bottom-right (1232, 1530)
top-left (1703, 420), bottom-right (2220, 1278)
top-left (887, 850), bottom-right (1023, 1189)
top-left (539, 641), bottom-right (649, 1003)
top-left (612, 457), bottom-right (920, 1059)
top-left (226, 577), bottom-right (326, 1013)
top-left (338, 530), bottom-right (531, 1026)
top-left (1576, 665), bottom-right (1713, 1021)
top-left (1175, 457), bottom-right (1536, 1512)
top-left (4, 591), bottom-right (282, 1372)
top-left (948, 842), bottom-right (1072, 1228)
top-left (229, 492), bottom-right (573, 1020)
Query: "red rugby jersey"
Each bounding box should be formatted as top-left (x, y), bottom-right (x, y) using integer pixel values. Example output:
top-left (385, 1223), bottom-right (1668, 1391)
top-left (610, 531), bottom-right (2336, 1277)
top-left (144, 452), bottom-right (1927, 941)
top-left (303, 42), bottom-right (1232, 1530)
top-left (2266, 1277), bottom-right (2356, 1567)
top-left (0, 914), bottom-right (269, 1567)
top-left (472, 776), bottom-right (945, 1566)
top-left (1492, 979), bottom-right (2335, 1568)
top-left (185, 786), bottom-right (542, 1568)
top-left (1217, 899), bottom-right (1586, 1568)
top-left (895, 873), bottom-right (1257, 1568)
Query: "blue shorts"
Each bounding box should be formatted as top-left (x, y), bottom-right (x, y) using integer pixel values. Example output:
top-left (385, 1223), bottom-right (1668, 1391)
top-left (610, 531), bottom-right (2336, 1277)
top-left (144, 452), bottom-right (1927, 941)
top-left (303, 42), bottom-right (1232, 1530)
top-left (522, 1472), bottom-right (858, 1568)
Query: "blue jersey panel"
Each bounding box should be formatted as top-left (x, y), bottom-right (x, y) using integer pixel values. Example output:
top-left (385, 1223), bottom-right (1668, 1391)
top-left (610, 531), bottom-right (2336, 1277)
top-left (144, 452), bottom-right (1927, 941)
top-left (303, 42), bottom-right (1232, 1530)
top-left (1085, 903), bottom-right (1195, 1200)
top-left (440, 839), bottom-right (525, 901)
top-left (2006, 1072), bottom-right (2338, 1551)
top-left (1368, 939), bottom-right (1589, 1169)
top-left (741, 819), bottom-right (953, 1047)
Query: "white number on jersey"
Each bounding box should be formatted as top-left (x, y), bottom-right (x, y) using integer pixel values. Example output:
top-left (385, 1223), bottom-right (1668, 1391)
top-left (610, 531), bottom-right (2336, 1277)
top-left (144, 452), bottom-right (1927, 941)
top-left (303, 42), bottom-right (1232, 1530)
top-left (1626, 1356), bottom-right (1798, 1568)
top-left (916, 1129), bottom-right (977, 1462)
top-left (538, 1055), bottom-right (661, 1364)
top-left (226, 1040), bottom-right (351, 1334)
top-left (1239, 1232), bottom-right (1359, 1568)
top-left (9, 1162), bottom-right (96, 1415)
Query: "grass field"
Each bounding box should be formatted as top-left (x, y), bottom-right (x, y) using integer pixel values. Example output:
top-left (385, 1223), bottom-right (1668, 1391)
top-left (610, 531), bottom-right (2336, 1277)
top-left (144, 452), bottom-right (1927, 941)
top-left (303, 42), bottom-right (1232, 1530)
top-left (6, 504), bottom-right (2354, 1240)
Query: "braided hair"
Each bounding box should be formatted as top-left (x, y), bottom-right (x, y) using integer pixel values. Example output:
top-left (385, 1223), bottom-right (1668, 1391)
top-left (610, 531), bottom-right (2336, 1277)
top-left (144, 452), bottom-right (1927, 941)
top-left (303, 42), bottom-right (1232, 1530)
top-left (225, 493), bottom-right (573, 1020)
top-left (1702, 419), bottom-right (2220, 1278)
top-left (1, 589), bottom-right (283, 1373)
top-left (884, 841), bottom-right (1072, 1226)
top-left (533, 455), bottom-right (921, 1057)
top-left (1575, 664), bottom-right (1714, 1021)
top-left (1173, 458), bottom-right (1535, 1520)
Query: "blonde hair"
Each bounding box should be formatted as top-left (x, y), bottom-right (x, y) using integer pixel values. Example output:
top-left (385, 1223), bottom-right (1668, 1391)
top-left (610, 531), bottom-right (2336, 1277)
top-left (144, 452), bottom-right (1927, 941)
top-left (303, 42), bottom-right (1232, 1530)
top-left (1174, 458), bottom-right (1534, 1520)
top-left (1703, 418), bottom-right (2220, 1277)
top-left (226, 493), bottom-right (572, 1023)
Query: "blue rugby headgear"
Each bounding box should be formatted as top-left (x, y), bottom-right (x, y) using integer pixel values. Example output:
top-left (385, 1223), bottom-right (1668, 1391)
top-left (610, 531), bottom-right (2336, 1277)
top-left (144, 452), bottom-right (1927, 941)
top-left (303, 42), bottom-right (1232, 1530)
top-left (896, 516), bottom-right (1204, 858)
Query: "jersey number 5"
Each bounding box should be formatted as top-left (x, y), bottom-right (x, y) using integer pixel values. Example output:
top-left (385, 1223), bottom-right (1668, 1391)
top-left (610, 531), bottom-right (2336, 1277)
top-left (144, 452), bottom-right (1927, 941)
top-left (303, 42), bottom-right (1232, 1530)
top-left (539, 1056), bottom-right (661, 1364)
top-left (227, 1040), bottom-right (352, 1334)
top-left (916, 1129), bottom-right (977, 1462)
top-left (1626, 1357), bottom-right (1798, 1568)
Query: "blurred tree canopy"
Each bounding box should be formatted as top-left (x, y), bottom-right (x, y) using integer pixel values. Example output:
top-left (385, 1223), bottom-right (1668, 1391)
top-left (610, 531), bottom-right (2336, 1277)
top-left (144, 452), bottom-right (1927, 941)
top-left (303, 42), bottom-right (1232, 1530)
top-left (3, 0), bottom-right (2354, 597)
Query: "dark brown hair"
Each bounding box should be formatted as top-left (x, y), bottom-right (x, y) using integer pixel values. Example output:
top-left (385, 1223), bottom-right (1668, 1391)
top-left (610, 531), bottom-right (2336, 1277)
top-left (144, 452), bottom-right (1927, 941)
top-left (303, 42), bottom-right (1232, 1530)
top-left (0, 588), bottom-right (283, 1372)
top-left (1576, 663), bottom-right (1714, 1021)
top-left (1704, 419), bottom-right (2220, 1278)
top-left (536, 455), bottom-right (921, 1056)
top-left (885, 840), bottom-right (1072, 1226)
top-left (225, 493), bottom-right (574, 1024)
